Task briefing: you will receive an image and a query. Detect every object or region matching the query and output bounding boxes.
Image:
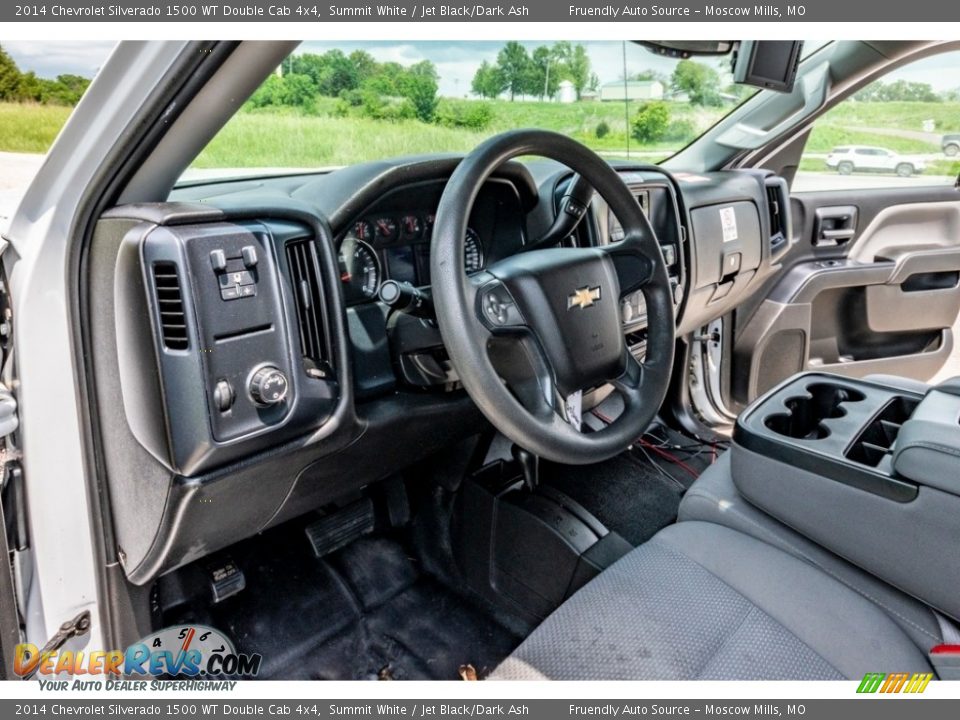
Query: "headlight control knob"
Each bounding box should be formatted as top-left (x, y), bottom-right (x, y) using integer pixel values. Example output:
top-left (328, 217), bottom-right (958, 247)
top-left (249, 366), bottom-right (289, 406)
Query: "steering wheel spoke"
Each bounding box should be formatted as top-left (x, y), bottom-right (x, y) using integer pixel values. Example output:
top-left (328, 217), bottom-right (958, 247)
top-left (486, 331), bottom-right (560, 420)
top-left (599, 228), bottom-right (659, 298)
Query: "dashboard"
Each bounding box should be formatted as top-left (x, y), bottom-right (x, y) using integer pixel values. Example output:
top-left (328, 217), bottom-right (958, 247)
top-left (94, 155), bottom-right (789, 584)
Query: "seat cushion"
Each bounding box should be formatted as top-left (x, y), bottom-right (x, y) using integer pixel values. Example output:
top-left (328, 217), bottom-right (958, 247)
top-left (679, 453), bottom-right (946, 651)
top-left (491, 521), bottom-right (932, 680)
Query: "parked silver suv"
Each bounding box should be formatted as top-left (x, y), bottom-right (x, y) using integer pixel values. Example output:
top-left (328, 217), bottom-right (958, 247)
top-left (825, 145), bottom-right (926, 176)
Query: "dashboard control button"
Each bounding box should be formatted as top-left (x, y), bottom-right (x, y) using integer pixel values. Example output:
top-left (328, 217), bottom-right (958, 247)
top-left (213, 379), bottom-right (235, 413)
top-left (210, 249), bottom-right (227, 272)
top-left (249, 366), bottom-right (289, 406)
top-left (661, 244), bottom-right (677, 266)
top-left (241, 245), bottom-right (259, 268)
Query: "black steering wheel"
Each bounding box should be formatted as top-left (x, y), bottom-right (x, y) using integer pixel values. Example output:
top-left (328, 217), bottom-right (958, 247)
top-left (431, 130), bottom-right (675, 465)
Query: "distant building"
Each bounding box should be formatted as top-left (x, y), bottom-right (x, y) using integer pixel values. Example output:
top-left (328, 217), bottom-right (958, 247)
top-left (600, 80), bottom-right (665, 102)
top-left (558, 80), bottom-right (577, 104)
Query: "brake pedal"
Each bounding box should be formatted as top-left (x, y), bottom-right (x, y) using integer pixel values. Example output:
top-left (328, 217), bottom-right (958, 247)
top-left (305, 499), bottom-right (375, 558)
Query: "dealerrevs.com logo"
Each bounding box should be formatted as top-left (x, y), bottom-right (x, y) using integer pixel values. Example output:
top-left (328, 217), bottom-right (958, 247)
top-left (15, 625), bottom-right (262, 680)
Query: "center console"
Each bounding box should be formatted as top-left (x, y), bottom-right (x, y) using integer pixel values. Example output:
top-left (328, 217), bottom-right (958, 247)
top-left (731, 372), bottom-right (960, 620)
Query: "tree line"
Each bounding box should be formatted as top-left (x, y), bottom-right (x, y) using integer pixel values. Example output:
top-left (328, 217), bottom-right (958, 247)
top-left (854, 79), bottom-right (958, 103)
top-left (471, 42), bottom-right (597, 101)
top-left (250, 49), bottom-right (442, 124)
top-left (0, 44), bottom-right (91, 106)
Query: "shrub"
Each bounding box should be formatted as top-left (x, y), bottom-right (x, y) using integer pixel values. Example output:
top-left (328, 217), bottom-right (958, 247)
top-left (434, 100), bottom-right (494, 131)
top-left (595, 121), bottom-right (611, 139)
top-left (664, 119), bottom-right (695, 143)
top-left (631, 101), bottom-right (670, 144)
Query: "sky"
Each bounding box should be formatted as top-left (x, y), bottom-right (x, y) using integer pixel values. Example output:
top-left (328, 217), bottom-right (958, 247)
top-left (0, 40), bottom-right (731, 97)
top-left (2, 40), bottom-right (959, 97)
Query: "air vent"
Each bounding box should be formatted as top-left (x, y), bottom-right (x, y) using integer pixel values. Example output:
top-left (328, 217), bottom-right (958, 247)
top-left (285, 238), bottom-right (329, 378)
top-left (151, 262), bottom-right (189, 350)
top-left (764, 177), bottom-right (790, 256)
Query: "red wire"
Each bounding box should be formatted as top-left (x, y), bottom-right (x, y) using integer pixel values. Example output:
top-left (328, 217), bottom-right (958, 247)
top-left (637, 438), bottom-right (700, 479)
top-left (590, 409), bottom-right (700, 480)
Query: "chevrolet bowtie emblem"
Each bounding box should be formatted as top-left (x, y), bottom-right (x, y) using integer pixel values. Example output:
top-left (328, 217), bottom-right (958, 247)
top-left (568, 286), bottom-right (601, 310)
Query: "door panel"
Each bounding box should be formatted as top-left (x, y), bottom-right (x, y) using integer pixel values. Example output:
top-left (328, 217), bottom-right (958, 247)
top-left (732, 186), bottom-right (960, 405)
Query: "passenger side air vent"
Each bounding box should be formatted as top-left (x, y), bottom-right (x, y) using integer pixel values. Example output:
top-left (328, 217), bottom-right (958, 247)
top-left (764, 177), bottom-right (790, 256)
top-left (151, 262), bottom-right (189, 350)
top-left (285, 238), bottom-right (330, 379)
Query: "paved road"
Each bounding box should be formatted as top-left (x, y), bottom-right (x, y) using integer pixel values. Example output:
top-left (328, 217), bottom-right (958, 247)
top-left (792, 171), bottom-right (957, 192)
top-left (0, 152), bottom-right (46, 233)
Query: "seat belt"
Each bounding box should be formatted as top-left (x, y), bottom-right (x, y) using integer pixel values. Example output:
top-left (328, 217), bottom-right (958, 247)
top-left (929, 612), bottom-right (960, 680)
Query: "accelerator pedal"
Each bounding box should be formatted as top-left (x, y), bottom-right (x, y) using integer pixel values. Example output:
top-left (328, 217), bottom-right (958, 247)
top-left (305, 499), bottom-right (375, 558)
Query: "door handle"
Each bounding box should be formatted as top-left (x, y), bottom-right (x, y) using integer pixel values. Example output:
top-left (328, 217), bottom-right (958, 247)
top-left (820, 228), bottom-right (856, 243)
top-left (814, 205), bottom-right (859, 248)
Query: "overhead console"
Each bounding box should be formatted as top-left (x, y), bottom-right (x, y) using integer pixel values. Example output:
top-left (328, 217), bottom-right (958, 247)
top-left (111, 207), bottom-right (346, 477)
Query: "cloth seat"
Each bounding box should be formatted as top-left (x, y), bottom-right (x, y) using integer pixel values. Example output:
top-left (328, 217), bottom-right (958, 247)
top-left (491, 521), bottom-right (933, 680)
top-left (678, 452), bottom-right (947, 651)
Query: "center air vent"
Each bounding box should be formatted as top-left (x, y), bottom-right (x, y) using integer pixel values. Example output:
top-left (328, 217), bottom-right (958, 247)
top-left (151, 262), bottom-right (188, 350)
top-left (285, 238), bottom-right (329, 378)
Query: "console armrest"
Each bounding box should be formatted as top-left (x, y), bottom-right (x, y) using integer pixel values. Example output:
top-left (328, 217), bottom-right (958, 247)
top-left (893, 388), bottom-right (960, 494)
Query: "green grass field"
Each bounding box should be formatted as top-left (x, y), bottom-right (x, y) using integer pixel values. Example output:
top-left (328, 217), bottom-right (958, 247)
top-left (3, 98), bottom-right (960, 171)
top-left (0, 103), bottom-right (72, 153)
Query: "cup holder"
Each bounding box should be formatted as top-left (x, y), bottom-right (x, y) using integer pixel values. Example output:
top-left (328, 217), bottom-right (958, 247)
top-left (764, 383), bottom-right (866, 440)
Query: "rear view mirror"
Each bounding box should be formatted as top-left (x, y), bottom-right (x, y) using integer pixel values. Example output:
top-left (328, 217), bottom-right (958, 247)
top-left (636, 41), bottom-right (734, 58)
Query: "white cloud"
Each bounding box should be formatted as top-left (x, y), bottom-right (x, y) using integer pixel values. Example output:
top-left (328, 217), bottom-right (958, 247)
top-left (1, 40), bottom-right (116, 79)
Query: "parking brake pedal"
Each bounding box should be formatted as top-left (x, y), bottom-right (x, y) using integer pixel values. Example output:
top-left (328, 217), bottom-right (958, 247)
top-left (305, 499), bottom-right (375, 558)
top-left (205, 556), bottom-right (246, 604)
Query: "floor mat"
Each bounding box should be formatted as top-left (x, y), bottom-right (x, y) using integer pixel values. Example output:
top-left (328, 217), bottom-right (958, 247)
top-left (164, 531), bottom-right (522, 680)
top-left (540, 452), bottom-right (686, 547)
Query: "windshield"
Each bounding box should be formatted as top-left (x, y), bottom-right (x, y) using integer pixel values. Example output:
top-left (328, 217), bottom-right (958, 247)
top-left (185, 41), bottom-right (760, 183)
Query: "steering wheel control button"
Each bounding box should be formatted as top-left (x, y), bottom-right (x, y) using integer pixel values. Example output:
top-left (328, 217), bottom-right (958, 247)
top-left (213, 379), bottom-right (235, 413)
top-left (249, 366), bottom-right (289, 407)
top-left (209, 249), bottom-right (227, 272)
top-left (480, 286), bottom-right (523, 328)
top-left (564, 199), bottom-right (587, 219)
top-left (241, 245), bottom-right (259, 268)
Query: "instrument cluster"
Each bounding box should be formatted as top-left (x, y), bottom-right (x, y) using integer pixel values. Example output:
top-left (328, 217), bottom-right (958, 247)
top-left (338, 212), bottom-right (484, 304)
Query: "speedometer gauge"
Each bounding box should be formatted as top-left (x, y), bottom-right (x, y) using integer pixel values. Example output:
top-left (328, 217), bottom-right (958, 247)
top-left (339, 237), bottom-right (381, 303)
top-left (464, 228), bottom-right (484, 274)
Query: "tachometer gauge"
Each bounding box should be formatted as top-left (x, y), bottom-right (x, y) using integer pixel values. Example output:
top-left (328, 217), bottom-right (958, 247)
top-left (353, 219), bottom-right (374, 242)
top-left (400, 214), bottom-right (423, 241)
top-left (339, 237), bottom-right (381, 303)
top-left (374, 217), bottom-right (399, 243)
top-left (464, 228), bottom-right (484, 273)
